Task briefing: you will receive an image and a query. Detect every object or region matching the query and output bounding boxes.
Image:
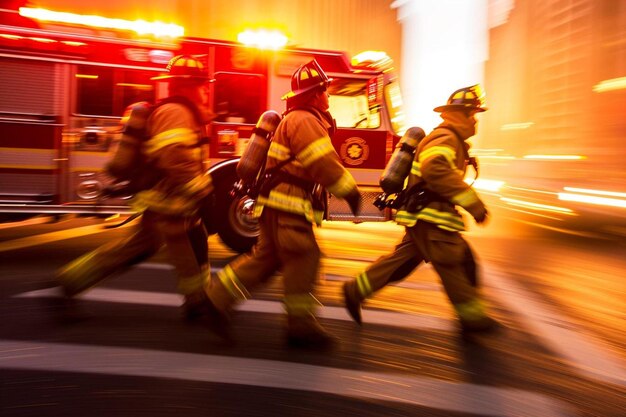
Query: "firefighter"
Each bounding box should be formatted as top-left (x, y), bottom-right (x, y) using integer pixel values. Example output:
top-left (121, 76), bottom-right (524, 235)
top-left (55, 55), bottom-right (215, 318)
top-left (343, 84), bottom-right (499, 334)
top-left (200, 59), bottom-right (362, 347)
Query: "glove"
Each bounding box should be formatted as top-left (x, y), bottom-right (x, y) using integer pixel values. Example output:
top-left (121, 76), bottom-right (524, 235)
top-left (474, 207), bottom-right (489, 224)
top-left (345, 189), bottom-right (362, 217)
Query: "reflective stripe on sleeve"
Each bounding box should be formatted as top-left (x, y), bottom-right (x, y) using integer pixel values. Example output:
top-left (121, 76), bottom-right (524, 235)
top-left (326, 170), bottom-right (357, 198)
top-left (144, 128), bottom-right (197, 155)
top-left (180, 173), bottom-right (212, 197)
top-left (450, 188), bottom-right (480, 208)
top-left (419, 146), bottom-right (457, 170)
top-left (410, 160), bottom-right (421, 177)
top-left (267, 141), bottom-right (291, 162)
top-left (297, 137), bottom-right (335, 167)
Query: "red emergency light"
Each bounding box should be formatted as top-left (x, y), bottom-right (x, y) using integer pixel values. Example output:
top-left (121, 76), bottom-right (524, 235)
top-left (18, 7), bottom-right (184, 38)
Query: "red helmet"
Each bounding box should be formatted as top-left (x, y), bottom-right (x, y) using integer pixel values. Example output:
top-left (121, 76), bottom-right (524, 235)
top-left (151, 55), bottom-right (214, 83)
top-left (281, 59), bottom-right (332, 100)
top-left (433, 84), bottom-right (487, 113)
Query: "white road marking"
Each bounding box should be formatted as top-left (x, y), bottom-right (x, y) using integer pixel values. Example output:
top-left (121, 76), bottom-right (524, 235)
top-left (15, 287), bottom-right (454, 332)
top-left (0, 340), bottom-right (577, 417)
top-left (484, 266), bottom-right (626, 387)
top-left (0, 223), bottom-right (132, 252)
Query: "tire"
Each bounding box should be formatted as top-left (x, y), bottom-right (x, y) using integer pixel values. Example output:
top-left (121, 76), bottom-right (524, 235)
top-left (210, 165), bottom-right (259, 253)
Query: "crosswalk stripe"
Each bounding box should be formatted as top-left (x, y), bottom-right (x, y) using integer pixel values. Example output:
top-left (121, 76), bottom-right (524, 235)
top-left (0, 339), bottom-right (576, 417)
top-left (15, 287), bottom-right (454, 332)
top-left (484, 267), bottom-right (626, 388)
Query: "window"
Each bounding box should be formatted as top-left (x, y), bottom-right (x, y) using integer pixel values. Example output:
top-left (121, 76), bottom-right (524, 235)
top-left (75, 66), bottom-right (154, 117)
top-left (213, 72), bottom-right (266, 124)
top-left (328, 78), bottom-right (381, 129)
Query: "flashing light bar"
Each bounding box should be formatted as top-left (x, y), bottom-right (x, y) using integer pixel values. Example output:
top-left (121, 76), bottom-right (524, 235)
top-left (592, 77), bottom-right (626, 93)
top-left (237, 29), bottom-right (288, 50)
top-left (351, 50), bottom-right (393, 70)
top-left (19, 7), bottom-right (184, 38)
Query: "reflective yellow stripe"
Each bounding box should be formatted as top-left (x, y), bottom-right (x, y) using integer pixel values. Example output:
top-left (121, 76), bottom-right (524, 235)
top-left (217, 265), bottom-right (250, 301)
top-left (253, 192), bottom-right (323, 225)
top-left (356, 271), bottom-right (372, 298)
top-left (297, 137), bottom-right (334, 166)
top-left (395, 207), bottom-right (465, 231)
top-left (267, 141), bottom-right (291, 161)
top-left (283, 293), bottom-right (319, 316)
top-left (132, 190), bottom-right (199, 215)
top-left (451, 188), bottom-right (479, 207)
top-left (419, 146), bottom-right (457, 169)
top-left (410, 160), bottom-right (421, 176)
top-left (177, 269), bottom-right (210, 295)
top-left (180, 173), bottom-right (212, 197)
top-left (453, 298), bottom-right (487, 321)
top-left (326, 170), bottom-right (357, 198)
top-left (145, 128), bottom-right (197, 154)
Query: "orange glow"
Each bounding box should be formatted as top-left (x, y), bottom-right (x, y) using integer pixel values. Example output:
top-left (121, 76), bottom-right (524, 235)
top-left (559, 187), bottom-right (626, 209)
top-left (237, 29), bottom-right (287, 50)
top-left (19, 7), bottom-right (184, 38)
top-left (76, 74), bottom-right (98, 79)
top-left (592, 77), bottom-right (626, 93)
top-left (523, 154), bottom-right (585, 161)
top-left (467, 178), bottom-right (505, 192)
top-left (0, 33), bottom-right (22, 40)
top-left (500, 122), bottom-right (534, 130)
top-left (501, 197), bottom-right (576, 214)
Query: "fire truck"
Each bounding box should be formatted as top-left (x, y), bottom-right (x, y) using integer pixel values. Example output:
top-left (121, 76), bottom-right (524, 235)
top-left (0, 7), bottom-right (406, 252)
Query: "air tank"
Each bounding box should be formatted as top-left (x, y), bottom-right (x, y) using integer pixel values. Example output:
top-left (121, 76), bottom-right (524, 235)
top-left (379, 126), bottom-right (426, 194)
top-left (236, 110), bottom-right (282, 184)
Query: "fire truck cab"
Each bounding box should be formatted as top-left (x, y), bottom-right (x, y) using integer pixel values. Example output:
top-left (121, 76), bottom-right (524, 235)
top-left (0, 7), bottom-right (406, 252)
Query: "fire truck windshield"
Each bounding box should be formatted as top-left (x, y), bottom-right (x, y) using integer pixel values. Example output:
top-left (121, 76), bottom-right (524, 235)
top-left (328, 78), bottom-right (381, 129)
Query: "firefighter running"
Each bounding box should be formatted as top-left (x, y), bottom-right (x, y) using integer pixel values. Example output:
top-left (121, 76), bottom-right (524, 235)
top-left (197, 59), bottom-right (362, 347)
top-left (55, 55), bottom-right (215, 318)
top-left (343, 84), bottom-right (499, 334)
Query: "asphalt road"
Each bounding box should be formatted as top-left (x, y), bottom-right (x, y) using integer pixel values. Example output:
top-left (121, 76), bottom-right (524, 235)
top-left (0, 211), bottom-right (624, 417)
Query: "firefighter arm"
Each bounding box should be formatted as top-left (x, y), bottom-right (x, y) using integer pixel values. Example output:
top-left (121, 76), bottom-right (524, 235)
top-left (419, 146), bottom-right (486, 219)
top-left (146, 105), bottom-right (213, 199)
top-left (290, 116), bottom-right (358, 199)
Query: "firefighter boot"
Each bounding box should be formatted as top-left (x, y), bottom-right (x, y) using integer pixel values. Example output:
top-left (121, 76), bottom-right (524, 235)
top-left (286, 314), bottom-right (336, 349)
top-left (342, 281), bottom-right (363, 325)
top-left (183, 290), bottom-right (232, 342)
top-left (455, 299), bottom-right (500, 334)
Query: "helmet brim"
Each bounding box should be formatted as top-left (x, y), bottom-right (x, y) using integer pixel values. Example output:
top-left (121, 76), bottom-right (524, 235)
top-left (433, 104), bottom-right (487, 113)
top-left (281, 79), bottom-right (332, 101)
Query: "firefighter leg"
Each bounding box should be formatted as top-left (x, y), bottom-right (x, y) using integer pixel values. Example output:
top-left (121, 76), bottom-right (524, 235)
top-left (275, 211), bottom-right (334, 347)
top-left (409, 222), bottom-right (497, 333)
top-left (56, 214), bottom-right (161, 297)
top-left (155, 215), bottom-right (209, 296)
top-left (206, 211), bottom-right (280, 312)
top-left (343, 231), bottom-right (424, 324)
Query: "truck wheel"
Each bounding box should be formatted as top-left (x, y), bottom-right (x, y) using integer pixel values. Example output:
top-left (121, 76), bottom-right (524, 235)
top-left (215, 186), bottom-right (259, 253)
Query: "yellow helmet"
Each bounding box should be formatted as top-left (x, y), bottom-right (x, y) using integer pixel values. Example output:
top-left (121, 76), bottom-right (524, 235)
top-left (151, 55), bottom-right (214, 83)
top-left (281, 59), bottom-right (332, 100)
top-left (433, 84), bottom-right (487, 113)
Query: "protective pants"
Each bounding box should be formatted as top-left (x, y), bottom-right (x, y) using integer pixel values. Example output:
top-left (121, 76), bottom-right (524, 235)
top-left (56, 210), bottom-right (209, 297)
top-left (350, 220), bottom-right (485, 322)
top-left (207, 208), bottom-right (321, 318)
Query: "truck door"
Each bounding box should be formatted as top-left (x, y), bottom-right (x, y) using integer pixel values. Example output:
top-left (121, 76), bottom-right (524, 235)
top-left (327, 76), bottom-right (398, 220)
